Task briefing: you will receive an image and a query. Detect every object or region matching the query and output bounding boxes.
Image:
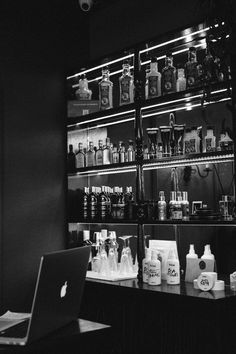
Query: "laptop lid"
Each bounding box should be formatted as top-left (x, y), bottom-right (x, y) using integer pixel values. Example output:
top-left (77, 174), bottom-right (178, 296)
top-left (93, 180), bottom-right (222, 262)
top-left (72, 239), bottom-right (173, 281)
top-left (26, 246), bottom-right (90, 343)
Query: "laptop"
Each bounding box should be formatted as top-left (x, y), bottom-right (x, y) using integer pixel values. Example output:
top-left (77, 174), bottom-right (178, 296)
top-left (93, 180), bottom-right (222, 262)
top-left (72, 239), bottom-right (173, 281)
top-left (0, 246), bottom-right (90, 346)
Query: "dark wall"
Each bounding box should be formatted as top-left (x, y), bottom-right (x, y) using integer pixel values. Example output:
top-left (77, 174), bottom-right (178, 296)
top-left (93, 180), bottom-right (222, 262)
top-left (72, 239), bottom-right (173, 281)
top-left (0, 1), bottom-right (89, 311)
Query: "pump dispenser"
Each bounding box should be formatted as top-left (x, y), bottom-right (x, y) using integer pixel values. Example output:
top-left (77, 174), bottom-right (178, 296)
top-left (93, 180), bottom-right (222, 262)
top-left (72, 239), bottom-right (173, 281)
top-left (166, 248), bottom-right (180, 285)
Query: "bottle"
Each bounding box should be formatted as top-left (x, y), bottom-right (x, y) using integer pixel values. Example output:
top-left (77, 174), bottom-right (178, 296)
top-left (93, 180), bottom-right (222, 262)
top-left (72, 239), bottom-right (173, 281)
top-left (98, 186), bottom-right (107, 220)
top-left (112, 144), bottom-right (119, 163)
top-left (86, 141), bottom-right (95, 167)
top-left (166, 248), bottom-right (180, 285)
top-left (172, 191), bottom-right (183, 220)
top-left (118, 141), bottom-right (125, 163)
top-left (176, 68), bottom-right (186, 92)
top-left (185, 244), bottom-right (198, 282)
top-left (182, 191), bottom-right (190, 221)
top-left (75, 142), bottom-right (85, 168)
top-left (148, 250), bottom-right (161, 285)
top-left (204, 126), bottom-right (216, 152)
top-left (161, 53), bottom-right (176, 95)
top-left (187, 244), bottom-right (198, 259)
top-left (185, 47), bottom-right (201, 88)
top-left (124, 186), bottom-right (134, 219)
top-left (95, 140), bottom-right (103, 165)
top-left (157, 191), bottom-right (167, 221)
top-left (83, 187), bottom-right (89, 220)
top-left (168, 191), bottom-right (176, 220)
top-left (67, 144), bottom-right (76, 173)
top-left (145, 57), bottom-right (162, 99)
top-left (127, 140), bottom-right (135, 162)
top-left (89, 186), bottom-right (97, 220)
top-left (75, 74), bottom-right (92, 100)
top-left (202, 41), bottom-right (218, 84)
top-left (119, 60), bottom-right (134, 105)
top-left (201, 244), bottom-right (215, 261)
top-left (143, 144), bottom-right (150, 160)
top-left (142, 248), bottom-right (151, 283)
top-left (82, 230), bottom-right (93, 270)
top-left (99, 66), bottom-right (113, 110)
top-left (103, 137), bottom-right (111, 165)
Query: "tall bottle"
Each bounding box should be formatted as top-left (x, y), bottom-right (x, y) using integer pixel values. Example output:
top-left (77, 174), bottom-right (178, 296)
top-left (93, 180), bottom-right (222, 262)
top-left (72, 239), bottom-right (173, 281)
top-left (89, 186), bottom-right (97, 220)
top-left (182, 191), bottom-right (190, 221)
top-left (161, 53), bottom-right (176, 95)
top-left (168, 191), bottom-right (176, 220)
top-left (82, 230), bottom-right (93, 270)
top-left (95, 139), bottom-right (103, 166)
top-left (103, 137), bottom-right (112, 165)
top-left (75, 74), bottom-right (92, 100)
top-left (67, 144), bottom-right (76, 173)
top-left (176, 68), bottom-right (186, 92)
top-left (83, 187), bottom-right (89, 220)
top-left (185, 47), bottom-right (201, 89)
top-left (86, 141), bottom-right (95, 167)
top-left (98, 186), bottom-right (107, 220)
top-left (202, 41), bottom-right (218, 84)
top-left (166, 248), bottom-right (180, 285)
top-left (127, 140), bottom-right (135, 162)
top-left (145, 57), bottom-right (162, 99)
top-left (158, 191), bottom-right (167, 221)
top-left (75, 142), bottom-right (85, 168)
top-left (112, 144), bottom-right (119, 163)
top-left (148, 250), bottom-right (161, 285)
top-left (119, 60), bottom-right (134, 105)
top-left (118, 141), bottom-right (126, 163)
top-left (99, 66), bottom-right (113, 110)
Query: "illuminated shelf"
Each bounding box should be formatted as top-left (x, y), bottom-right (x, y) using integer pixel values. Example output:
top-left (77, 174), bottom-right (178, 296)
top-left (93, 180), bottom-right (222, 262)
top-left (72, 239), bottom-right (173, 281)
top-left (68, 161), bottom-right (137, 177)
top-left (69, 219), bottom-right (138, 224)
top-left (142, 220), bottom-right (236, 226)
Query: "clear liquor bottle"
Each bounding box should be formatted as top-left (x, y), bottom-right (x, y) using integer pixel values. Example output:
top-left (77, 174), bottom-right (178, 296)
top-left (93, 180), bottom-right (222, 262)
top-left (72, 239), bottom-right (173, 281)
top-left (89, 186), bottom-right (97, 220)
top-left (202, 41), bottom-right (218, 84)
top-left (127, 140), bottom-right (135, 162)
top-left (185, 47), bottom-right (201, 89)
top-left (182, 191), bottom-right (190, 221)
top-left (119, 60), bottom-right (134, 105)
top-left (145, 57), bottom-right (162, 99)
top-left (161, 53), bottom-right (176, 95)
top-left (86, 141), bottom-right (95, 167)
top-left (99, 66), bottom-right (113, 110)
top-left (112, 144), bottom-right (119, 163)
top-left (75, 74), bottom-right (92, 100)
top-left (83, 187), bottom-right (89, 220)
top-left (103, 137), bottom-right (112, 165)
top-left (95, 139), bottom-right (103, 166)
top-left (98, 186), bottom-right (107, 220)
top-left (158, 191), bottom-right (167, 221)
top-left (67, 144), bottom-right (76, 173)
top-left (75, 142), bottom-right (85, 168)
top-left (176, 68), bottom-right (186, 92)
top-left (118, 141), bottom-right (125, 163)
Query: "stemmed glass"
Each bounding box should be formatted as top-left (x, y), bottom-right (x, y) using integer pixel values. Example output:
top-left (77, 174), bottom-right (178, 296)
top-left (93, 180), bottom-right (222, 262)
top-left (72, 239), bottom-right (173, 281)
top-left (108, 231), bottom-right (118, 273)
top-left (119, 235), bottom-right (133, 274)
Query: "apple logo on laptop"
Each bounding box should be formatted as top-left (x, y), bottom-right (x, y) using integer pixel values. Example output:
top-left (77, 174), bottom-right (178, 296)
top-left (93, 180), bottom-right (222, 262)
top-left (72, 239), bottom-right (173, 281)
top-left (60, 281), bottom-right (68, 298)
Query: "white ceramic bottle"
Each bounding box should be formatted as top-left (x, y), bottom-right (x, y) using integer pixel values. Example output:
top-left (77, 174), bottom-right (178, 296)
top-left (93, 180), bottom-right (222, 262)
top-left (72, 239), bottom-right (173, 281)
top-left (148, 250), bottom-right (161, 285)
top-left (166, 248), bottom-right (180, 285)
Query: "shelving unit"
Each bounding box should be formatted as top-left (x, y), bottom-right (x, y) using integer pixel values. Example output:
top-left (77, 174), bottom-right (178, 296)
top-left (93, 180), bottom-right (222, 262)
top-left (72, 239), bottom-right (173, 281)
top-left (67, 18), bottom-right (235, 282)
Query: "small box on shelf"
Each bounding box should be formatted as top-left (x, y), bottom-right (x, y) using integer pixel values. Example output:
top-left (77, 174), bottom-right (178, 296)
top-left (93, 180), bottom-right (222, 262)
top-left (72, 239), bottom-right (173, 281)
top-left (68, 100), bottom-right (99, 117)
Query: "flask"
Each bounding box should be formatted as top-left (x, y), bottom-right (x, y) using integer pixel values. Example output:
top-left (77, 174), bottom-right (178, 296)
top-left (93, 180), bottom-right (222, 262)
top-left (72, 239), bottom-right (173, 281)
top-left (75, 74), bottom-right (92, 100)
top-left (142, 248), bottom-right (151, 283)
top-left (157, 191), bottom-right (167, 221)
top-left (176, 68), bottom-right (186, 92)
top-left (95, 139), bottom-right (103, 165)
top-left (166, 248), bottom-right (180, 285)
top-left (75, 142), bottom-right (85, 168)
top-left (85, 141), bottom-right (95, 167)
top-left (145, 57), bottom-right (162, 99)
top-left (67, 144), bottom-right (76, 173)
top-left (161, 53), bottom-right (176, 95)
top-left (119, 60), bottom-right (134, 105)
top-left (148, 250), bottom-right (161, 285)
top-left (99, 66), bottom-right (113, 110)
top-left (185, 47), bottom-right (201, 88)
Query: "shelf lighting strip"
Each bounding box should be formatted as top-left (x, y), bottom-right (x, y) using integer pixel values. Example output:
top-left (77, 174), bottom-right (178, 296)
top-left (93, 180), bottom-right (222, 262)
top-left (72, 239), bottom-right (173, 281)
top-left (68, 166), bottom-right (137, 178)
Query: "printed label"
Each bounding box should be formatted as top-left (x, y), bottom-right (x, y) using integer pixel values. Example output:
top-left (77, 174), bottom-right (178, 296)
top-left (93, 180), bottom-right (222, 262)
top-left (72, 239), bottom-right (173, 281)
top-left (100, 85), bottom-right (110, 109)
top-left (205, 138), bottom-right (213, 152)
top-left (148, 76), bottom-right (159, 97)
top-left (120, 77), bottom-right (131, 104)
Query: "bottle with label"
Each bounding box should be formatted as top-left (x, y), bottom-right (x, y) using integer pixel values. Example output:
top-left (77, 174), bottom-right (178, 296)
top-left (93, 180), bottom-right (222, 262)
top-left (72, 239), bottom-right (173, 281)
top-left (166, 248), bottom-right (180, 285)
top-left (67, 144), bottom-right (76, 173)
top-left (176, 68), bottom-right (186, 92)
top-left (86, 141), bottom-right (95, 167)
top-left (98, 186), bottom-right (107, 220)
top-left (75, 74), bottom-right (92, 100)
top-left (118, 141), bottom-right (126, 163)
top-left (76, 142), bottom-right (85, 168)
top-left (112, 144), bottom-right (119, 163)
top-left (219, 195), bottom-right (233, 220)
top-left (102, 137), bottom-right (111, 164)
top-left (161, 53), bottom-right (176, 95)
top-left (89, 186), bottom-right (97, 220)
top-left (185, 47), bottom-right (201, 89)
top-left (158, 191), bottom-right (167, 221)
top-left (148, 250), bottom-right (161, 285)
top-left (95, 140), bottom-right (104, 165)
top-left (145, 57), bottom-right (162, 99)
top-left (119, 60), bottom-right (134, 105)
top-left (142, 248), bottom-right (151, 283)
top-left (202, 41), bottom-right (218, 84)
top-left (182, 191), bottom-right (190, 221)
top-left (172, 191), bottom-right (183, 220)
top-left (127, 140), bottom-right (135, 162)
top-left (143, 144), bottom-right (150, 160)
top-left (124, 186), bottom-right (134, 220)
top-left (185, 244), bottom-right (198, 282)
top-left (204, 126), bottom-right (216, 152)
top-left (168, 191), bottom-right (176, 220)
top-left (99, 66), bottom-right (113, 110)
top-left (83, 187), bottom-right (89, 220)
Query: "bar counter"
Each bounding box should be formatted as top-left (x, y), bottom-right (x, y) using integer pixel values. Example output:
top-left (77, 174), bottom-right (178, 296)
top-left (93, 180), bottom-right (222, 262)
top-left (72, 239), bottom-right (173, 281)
top-left (80, 277), bottom-right (236, 354)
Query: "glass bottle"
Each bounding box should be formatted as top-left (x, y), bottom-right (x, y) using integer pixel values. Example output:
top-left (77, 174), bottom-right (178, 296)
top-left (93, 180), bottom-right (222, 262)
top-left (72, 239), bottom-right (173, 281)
top-left (182, 191), bottom-right (190, 221)
top-left (99, 66), bottom-right (113, 110)
top-left (143, 144), bottom-right (149, 160)
top-left (86, 141), bottom-right (95, 167)
top-left (103, 137), bottom-right (112, 165)
top-left (98, 186), bottom-right (107, 220)
top-left (172, 191), bottom-right (183, 220)
top-left (202, 41), bottom-right (218, 84)
top-left (83, 187), bottom-right (89, 220)
top-left (161, 53), bottom-right (176, 95)
top-left (176, 68), bottom-right (186, 92)
top-left (75, 74), bottom-right (92, 100)
top-left (75, 142), bottom-right (85, 168)
top-left (145, 57), bottom-right (162, 99)
top-left (185, 47), bottom-right (201, 89)
top-left (67, 144), bottom-right (76, 173)
top-left (118, 141), bottom-right (125, 163)
top-left (119, 60), bottom-right (134, 105)
top-left (112, 144), bottom-right (119, 163)
top-left (95, 139), bottom-right (103, 166)
top-left (158, 191), bottom-right (167, 221)
top-left (204, 126), bottom-right (216, 152)
top-left (127, 140), bottom-right (135, 162)
top-left (89, 186), bottom-right (97, 220)
top-left (168, 191), bottom-right (177, 220)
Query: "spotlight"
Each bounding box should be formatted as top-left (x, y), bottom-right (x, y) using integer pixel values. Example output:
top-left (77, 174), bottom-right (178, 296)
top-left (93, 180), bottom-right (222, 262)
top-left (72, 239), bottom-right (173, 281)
top-left (78, 0), bottom-right (93, 12)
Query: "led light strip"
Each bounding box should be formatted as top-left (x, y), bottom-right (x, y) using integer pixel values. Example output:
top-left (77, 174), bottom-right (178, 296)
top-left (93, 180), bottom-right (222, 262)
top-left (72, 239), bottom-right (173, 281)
top-left (67, 54), bottom-right (134, 80)
top-left (68, 166), bottom-right (137, 178)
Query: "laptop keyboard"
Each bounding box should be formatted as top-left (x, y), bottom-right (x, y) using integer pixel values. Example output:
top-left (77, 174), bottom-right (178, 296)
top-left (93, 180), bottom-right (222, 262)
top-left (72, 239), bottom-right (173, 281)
top-left (0, 319), bottom-right (29, 338)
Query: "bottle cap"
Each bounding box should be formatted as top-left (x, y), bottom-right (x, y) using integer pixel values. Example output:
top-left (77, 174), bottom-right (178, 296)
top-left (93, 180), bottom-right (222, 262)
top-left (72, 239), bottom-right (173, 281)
top-left (83, 230), bottom-right (90, 241)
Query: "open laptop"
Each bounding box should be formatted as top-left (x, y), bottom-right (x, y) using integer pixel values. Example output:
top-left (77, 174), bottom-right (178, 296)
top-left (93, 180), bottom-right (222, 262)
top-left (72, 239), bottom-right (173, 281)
top-left (0, 246), bottom-right (90, 346)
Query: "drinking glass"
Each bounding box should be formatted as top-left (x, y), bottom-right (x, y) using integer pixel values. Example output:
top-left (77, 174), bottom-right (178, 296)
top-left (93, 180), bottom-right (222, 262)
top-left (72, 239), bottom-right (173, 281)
top-left (119, 235), bottom-right (133, 274)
